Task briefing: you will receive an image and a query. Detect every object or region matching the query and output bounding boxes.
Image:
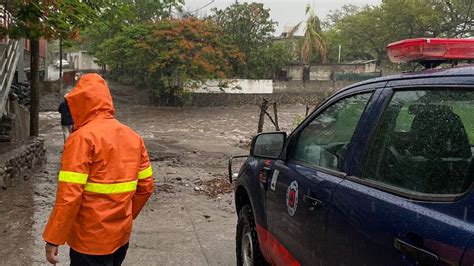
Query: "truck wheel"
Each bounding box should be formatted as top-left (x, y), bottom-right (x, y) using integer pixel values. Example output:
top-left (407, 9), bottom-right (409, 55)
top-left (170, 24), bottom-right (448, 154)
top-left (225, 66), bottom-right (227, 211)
top-left (236, 205), bottom-right (267, 266)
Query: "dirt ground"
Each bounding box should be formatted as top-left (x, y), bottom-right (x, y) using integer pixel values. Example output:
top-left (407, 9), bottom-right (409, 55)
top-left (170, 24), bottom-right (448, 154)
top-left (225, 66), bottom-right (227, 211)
top-left (0, 80), bottom-right (306, 265)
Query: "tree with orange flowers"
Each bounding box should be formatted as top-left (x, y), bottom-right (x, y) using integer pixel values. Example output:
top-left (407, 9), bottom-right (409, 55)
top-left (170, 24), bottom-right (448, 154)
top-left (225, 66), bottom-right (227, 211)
top-left (98, 18), bottom-right (243, 104)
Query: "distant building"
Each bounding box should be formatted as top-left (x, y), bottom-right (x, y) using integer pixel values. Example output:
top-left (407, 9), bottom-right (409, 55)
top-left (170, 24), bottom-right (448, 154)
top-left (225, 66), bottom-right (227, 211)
top-left (273, 24), bottom-right (304, 65)
top-left (273, 24), bottom-right (381, 82)
top-left (67, 50), bottom-right (101, 71)
top-left (1, 6), bottom-right (47, 82)
top-left (286, 60), bottom-right (381, 82)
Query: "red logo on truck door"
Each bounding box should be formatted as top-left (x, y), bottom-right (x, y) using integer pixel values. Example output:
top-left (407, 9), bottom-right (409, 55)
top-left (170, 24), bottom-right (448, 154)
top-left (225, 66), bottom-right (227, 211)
top-left (286, 181), bottom-right (298, 216)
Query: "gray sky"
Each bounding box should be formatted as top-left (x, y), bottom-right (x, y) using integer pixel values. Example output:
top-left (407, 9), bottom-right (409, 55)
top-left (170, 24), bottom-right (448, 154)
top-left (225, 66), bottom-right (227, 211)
top-left (185, 0), bottom-right (382, 35)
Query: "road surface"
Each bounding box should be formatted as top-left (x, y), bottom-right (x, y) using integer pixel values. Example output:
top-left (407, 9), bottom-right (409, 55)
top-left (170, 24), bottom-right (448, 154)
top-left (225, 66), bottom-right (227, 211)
top-left (1, 80), bottom-right (305, 265)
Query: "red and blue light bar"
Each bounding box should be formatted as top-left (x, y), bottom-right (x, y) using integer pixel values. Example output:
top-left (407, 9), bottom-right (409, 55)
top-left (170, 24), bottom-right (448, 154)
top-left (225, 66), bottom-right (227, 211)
top-left (387, 38), bottom-right (474, 63)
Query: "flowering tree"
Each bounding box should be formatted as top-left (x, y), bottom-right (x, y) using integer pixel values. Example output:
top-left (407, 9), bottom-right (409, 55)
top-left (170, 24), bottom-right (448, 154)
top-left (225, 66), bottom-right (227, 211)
top-left (98, 18), bottom-right (243, 104)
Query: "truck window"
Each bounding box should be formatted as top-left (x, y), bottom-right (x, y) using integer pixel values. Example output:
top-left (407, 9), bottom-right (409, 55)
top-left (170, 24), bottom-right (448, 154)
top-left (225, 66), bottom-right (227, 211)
top-left (292, 93), bottom-right (373, 171)
top-left (362, 89), bottom-right (474, 196)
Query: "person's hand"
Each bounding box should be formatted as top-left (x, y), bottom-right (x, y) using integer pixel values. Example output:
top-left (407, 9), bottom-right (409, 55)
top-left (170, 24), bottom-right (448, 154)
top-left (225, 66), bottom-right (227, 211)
top-left (45, 242), bottom-right (59, 265)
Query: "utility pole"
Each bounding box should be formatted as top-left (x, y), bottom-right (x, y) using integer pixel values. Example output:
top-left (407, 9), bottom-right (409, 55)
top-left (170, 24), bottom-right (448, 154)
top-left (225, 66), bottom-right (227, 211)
top-left (30, 39), bottom-right (39, 136)
top-left (59, 38), bottom-right (63, 79)
top-left (338, 44), bottom-right (341, 63)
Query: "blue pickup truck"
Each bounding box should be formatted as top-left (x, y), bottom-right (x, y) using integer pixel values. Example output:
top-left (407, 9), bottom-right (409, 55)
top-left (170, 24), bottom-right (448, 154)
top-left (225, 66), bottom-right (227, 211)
top-left (229, 38), bottom-right (474, 266)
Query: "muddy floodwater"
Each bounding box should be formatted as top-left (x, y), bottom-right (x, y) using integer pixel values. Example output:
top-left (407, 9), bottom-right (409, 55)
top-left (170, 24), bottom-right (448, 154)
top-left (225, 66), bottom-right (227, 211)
top-left (1, 80), bottom-right (306, 265)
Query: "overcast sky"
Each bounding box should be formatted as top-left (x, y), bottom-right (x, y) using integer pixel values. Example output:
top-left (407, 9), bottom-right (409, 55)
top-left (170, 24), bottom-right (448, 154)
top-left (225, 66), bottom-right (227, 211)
top-left (184, 0), bottom-right (382, 35)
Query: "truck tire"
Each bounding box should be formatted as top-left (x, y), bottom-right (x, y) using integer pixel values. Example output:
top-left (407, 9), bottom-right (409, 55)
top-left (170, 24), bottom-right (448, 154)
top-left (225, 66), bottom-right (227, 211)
top-left (236, 205), bottom-right (267, 266)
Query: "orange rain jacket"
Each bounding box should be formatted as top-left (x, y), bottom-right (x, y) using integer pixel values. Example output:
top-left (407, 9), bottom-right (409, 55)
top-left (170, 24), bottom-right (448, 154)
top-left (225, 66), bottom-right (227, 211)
top-left (43, 73), bottom-right (154, 255)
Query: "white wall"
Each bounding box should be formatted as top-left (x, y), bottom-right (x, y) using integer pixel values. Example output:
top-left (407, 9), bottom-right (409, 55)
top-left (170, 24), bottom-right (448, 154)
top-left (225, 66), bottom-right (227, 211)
top-left (68, 51), bottom-right (101, 71)
top-left (188, 79), bottom-right (273, 94)
top-left (288, 65), bottom-right (303, 80)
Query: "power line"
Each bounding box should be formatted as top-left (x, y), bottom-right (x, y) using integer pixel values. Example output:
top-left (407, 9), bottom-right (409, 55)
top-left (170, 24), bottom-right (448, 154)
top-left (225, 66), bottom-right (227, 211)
top-left (189, 0), bottom-right (215, 13)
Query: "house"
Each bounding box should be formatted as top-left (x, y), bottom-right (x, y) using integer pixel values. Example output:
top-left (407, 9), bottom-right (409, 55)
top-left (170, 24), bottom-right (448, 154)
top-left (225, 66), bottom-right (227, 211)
top-left (67, 50), bottom-right (101, 71)
top-left (274, 24), bottom-right (381, 82)
top-left (1, 5), bottom-right (47, 141)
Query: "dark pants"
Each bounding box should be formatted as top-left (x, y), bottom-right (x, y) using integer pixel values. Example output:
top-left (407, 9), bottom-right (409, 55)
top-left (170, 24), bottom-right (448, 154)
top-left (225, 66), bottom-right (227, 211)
top-left (70, 242), bottom-right (129, 266)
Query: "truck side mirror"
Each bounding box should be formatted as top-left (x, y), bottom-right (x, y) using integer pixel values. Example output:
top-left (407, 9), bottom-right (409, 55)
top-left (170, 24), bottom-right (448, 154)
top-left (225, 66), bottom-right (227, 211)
top-left (228, 155), bottom-right (248, 183)
top-left (250, 132), bottom-right (287, 159)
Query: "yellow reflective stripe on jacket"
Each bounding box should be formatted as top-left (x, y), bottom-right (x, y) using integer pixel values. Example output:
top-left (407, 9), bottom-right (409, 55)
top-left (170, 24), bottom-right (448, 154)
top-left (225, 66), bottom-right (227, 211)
top-left (58, 171), bottom-right (88, 185)
top-left (138, 166), bottom-right (153, 180)
top-left (84, 180), bottom-right (137, 194)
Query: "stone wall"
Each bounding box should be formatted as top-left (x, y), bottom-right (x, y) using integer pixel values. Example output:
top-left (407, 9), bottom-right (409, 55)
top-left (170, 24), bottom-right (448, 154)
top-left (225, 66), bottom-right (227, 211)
top-left (189, 79), bottom-right (273, 94)
top-left (273, 80), bottom-right (354, 93)
top-left (184, 80), bottom-right (354, 107)
top-left (0, 139), bottom-right (46, 189)
top-left (288, 63), bottom-right (380, 81)
top-left (0, 115), bottom-right (13, 142)
top-left (186, 91), bottom-right (334, 107)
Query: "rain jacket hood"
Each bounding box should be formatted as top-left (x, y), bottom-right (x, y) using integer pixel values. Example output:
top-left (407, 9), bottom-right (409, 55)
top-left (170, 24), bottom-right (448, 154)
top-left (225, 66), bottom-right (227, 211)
top-left (66, 73), bottom-right (115, 128)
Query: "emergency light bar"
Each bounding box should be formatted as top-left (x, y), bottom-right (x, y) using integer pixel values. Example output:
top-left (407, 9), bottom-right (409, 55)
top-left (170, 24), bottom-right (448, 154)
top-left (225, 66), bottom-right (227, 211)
top-left (387, 38), bottom-right (474, 66)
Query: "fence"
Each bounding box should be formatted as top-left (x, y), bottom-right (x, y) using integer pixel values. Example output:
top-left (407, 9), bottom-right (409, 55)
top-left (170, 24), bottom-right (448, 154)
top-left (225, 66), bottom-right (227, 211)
top-left (0, 39), bottom-right (20, 114)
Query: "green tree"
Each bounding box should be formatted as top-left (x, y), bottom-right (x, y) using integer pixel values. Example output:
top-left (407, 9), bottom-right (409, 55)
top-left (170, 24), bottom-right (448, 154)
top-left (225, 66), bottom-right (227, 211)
top-left (325, 5), bottom-right (385, 62)
top-left (210, 2), bottom-right (275, 55)
top-left (300, 5), bottom-right (328, 64)
top-left (80, 0), bottom-right (183, 63)
top-left (93, 23), bottom-right (150, 84)
top-left (210, 2), bottom-right (290, 78)
top-left (324, 0), bottom-right (473, 63)
top-left (131, 0), bottom-right (182, 22)
top-left (286, 5), bottom-right (328, 64)
top-left (3, 0), bottom-right (99, 136)
top-left (382, 0), bottom-right (472, 38)
top-left (246, 43), bottom-right (293, 79)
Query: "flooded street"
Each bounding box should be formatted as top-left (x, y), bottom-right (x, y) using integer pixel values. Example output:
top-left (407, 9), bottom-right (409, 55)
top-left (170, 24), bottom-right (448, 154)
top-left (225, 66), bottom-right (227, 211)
top-left (1, 0), bottom-right (470, 264)
top-left (2, 80), bottom-right (306, 265)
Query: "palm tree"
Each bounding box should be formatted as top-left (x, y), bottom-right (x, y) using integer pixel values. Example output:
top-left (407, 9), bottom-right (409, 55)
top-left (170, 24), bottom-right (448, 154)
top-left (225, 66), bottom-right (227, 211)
top-left (289, 4), bottom-right (328, 64)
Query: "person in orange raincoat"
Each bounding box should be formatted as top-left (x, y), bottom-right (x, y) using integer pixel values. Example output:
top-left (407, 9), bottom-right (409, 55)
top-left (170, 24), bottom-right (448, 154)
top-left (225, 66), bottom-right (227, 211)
top-left (43, 73), bottom-right (154, 265)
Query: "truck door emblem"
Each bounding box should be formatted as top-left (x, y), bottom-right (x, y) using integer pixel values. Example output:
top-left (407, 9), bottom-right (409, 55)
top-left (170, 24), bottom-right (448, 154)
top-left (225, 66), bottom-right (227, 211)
top-left (270, 170), bottom-right (279, 191)
top-left (286, 181), bottom-right (299, 216)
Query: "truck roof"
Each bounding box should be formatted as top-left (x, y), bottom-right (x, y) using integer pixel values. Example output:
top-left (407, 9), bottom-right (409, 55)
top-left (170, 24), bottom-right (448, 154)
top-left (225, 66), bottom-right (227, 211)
top-left (342, 64), bottom-right (474, 93)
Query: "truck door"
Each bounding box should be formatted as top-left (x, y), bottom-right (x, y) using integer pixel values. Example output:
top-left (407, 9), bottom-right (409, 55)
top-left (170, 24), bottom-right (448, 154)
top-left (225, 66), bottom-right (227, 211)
top-left (264, 91), bottom-right (376, 265)
top-left (461, 233), bottom-right (474, 266)
top-left (326, 88), bottom-right (474, 265)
